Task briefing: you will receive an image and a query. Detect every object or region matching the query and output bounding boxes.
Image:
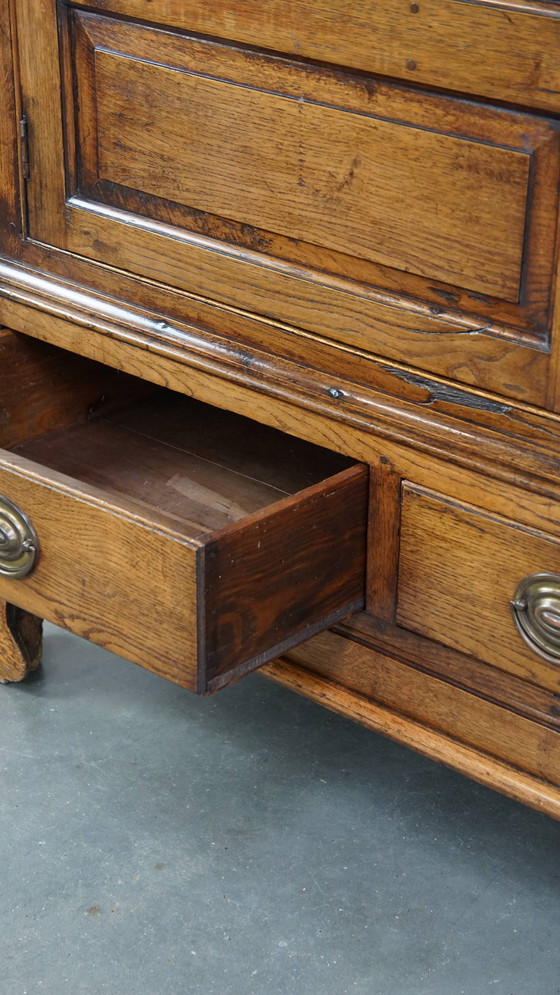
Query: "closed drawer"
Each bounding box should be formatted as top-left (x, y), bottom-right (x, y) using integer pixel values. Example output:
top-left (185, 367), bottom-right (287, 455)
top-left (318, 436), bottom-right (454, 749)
top-left (397, 484), bottom-right (560, 693)
top-left (0, 332), bottom-right (367, 693)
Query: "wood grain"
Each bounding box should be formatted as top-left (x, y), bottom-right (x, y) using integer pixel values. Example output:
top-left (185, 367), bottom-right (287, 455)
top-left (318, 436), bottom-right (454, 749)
top-left (0, 1), bottom-right (22, 251)
top-left (264, 654), bottom-right (560, 820)
top-left (72, 9), bottom-right (559, 342)
top-left (202, 465), bottom-right (368, 692)
top-left (282, 629), bottom-right (560, 785)
top-left (14, 0), bottom-right (66, 244)
top-left (75, 0), bottom-right (560, 113)
top-left (64, 205), bottom-right (551, 403)
top-left (3, 0), bottom-right (560, 815)
top-left (0, 276), bottom-right (558, 497)
top-left (0, 601), bottom-right (42, 683)
top-left (343, 612), bottom-right (560, 731)
top-left (0, 354), bottom-right (367, 691)
top-left (366, 460), bottom-right (401, 618)
top-left (397, 485), bottom-right (560, 692)
top-left (9, 3), bottom-right (557, 401)
top-left (0, 452), bottom-right (202, 687)
top-left (95, 49), bottom-right (529, 299)
top-left (15, 391), bottom-right (352, 535)
top-left (0, 328), bottom-right (152, 449)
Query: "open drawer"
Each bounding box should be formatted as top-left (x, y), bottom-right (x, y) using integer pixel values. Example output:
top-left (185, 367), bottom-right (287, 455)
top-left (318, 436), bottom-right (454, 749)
top-left (0, 331), bottom-right (368, 693)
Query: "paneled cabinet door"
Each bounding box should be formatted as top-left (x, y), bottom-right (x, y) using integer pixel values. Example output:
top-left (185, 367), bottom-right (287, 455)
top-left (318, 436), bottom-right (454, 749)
top-left (12, 0), bottom-right (560, 405)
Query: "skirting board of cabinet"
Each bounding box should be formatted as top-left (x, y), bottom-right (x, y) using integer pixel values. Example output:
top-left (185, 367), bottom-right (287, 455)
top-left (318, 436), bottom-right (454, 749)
top-left (264, 658), bottom-right (560, 820)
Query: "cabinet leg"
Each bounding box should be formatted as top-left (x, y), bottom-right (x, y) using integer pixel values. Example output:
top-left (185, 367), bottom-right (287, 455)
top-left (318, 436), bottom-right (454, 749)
top-left (0, 601), bottom-right (43, 683)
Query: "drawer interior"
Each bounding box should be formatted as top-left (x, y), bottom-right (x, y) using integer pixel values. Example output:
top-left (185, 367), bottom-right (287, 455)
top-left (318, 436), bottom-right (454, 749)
top-left (1, 330), bottom-right (353, 535)
top-left (12, 388), bottom-right (353, 537)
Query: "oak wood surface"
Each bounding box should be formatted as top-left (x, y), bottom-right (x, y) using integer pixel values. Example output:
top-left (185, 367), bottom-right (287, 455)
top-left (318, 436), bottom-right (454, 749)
top-left (366, 460), bottom-right (402, 619)
top-left (397, 485), bottom-right (560, 692)
top-left (264, 656), bottom-right (560, 820)
top-left (14, 391), bottom-right (352, 535)
top-left (342, 613), bottom-right (560, 732)
top-left (0, 601), bottom-right (42, 683)
top-left (203, 465), bottom-right (368, 692)
top-left (0, 2), bottom-right (21, 253)
top-left (1, 276), bottom-right (559, 505)
top-left (14, 0), bottom-right (66, 246)
top-left (63, 204), bottom-right (552, 403)
top-left (71, 9), bottom-right (559, 346)
top-left (8, 2), bottom-right (558, 402)
top-left (94, 49), bottom-right (529, 300)
top-left (75, 0), bottom-right (560, 113)
top-left (284, 630), bottom-right (560, 785)
top-left (0, 328), bottom-right (152, 449)
top-left (0, 451), bottom-right (202, 687)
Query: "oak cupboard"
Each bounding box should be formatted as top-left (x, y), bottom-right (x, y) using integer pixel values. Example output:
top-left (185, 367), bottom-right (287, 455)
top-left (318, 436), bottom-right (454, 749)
top-left (1, 0), bottom-right (560, 817)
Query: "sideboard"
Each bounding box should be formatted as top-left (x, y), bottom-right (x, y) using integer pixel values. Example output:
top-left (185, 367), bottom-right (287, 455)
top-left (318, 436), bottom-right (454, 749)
top-left (1, 0), bottom-right (560, 817)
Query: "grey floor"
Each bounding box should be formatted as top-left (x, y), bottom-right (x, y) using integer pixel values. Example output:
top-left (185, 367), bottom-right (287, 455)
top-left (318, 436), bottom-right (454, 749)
top-left (1, 625), bottom-right (559, 995)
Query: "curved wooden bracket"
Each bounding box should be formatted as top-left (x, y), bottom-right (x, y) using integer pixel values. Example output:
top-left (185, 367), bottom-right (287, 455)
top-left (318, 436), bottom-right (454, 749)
top-left (0, 601), bottom-right (43, 682)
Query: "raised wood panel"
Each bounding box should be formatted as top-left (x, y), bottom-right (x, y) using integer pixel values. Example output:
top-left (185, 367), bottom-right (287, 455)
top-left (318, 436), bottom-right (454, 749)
top-left (71, 10), bottom-right (559, 330)
top-left (7, 2), bottom-right (558, 403)
top-left (75, 0), bottom-right (560, 113)
top-left (95, 49), bottom-right (529, 300)
top-left (397, 485), bottom-right (560, 693)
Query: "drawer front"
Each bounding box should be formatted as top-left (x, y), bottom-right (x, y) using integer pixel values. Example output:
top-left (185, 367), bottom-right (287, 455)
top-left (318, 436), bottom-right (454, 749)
top-left (0, 333), bottom-right (368, 693)
top-left (397, 485), bottom-right (560, 692)
top-left (0, 456), bottom-right (200, 685)
top-left (14, 1), bottom-right (560, 404)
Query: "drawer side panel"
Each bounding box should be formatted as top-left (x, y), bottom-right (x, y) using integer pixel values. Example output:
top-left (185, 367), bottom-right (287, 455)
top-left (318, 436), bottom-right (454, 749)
top-left (202, 465), bottom-right (369, 693)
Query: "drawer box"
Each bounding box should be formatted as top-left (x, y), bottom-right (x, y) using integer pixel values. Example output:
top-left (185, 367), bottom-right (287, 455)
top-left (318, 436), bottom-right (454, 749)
top-left (0, 333), bottom-right (367, 693)
top-left (397, 484), bottom-right (560, 693)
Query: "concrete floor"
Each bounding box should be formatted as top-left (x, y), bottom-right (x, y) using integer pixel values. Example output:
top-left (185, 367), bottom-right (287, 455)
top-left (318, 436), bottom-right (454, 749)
top-left (1, 625), bottom-right (559, 995)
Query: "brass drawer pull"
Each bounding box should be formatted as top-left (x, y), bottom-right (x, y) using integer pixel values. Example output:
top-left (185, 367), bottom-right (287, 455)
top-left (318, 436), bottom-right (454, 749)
top-left (0, 495), bottom-right (39, 579)
top-left (511, 574), bottom-right (560, 664)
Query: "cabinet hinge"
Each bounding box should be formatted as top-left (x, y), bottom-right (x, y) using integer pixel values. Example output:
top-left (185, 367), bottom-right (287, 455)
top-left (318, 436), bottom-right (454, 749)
top-left (19, 115), bottom-right (30, 181)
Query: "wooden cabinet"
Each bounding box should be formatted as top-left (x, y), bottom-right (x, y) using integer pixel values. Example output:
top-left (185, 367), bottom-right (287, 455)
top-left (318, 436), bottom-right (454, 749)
top-left (1, 0), bottom-right (560, 817)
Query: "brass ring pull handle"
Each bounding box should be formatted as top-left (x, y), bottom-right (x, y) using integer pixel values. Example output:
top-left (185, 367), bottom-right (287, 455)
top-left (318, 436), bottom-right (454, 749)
top-left (511, 573), bottom-right (560, 664)
top-left (0, 495), bottom-right (39, 579)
